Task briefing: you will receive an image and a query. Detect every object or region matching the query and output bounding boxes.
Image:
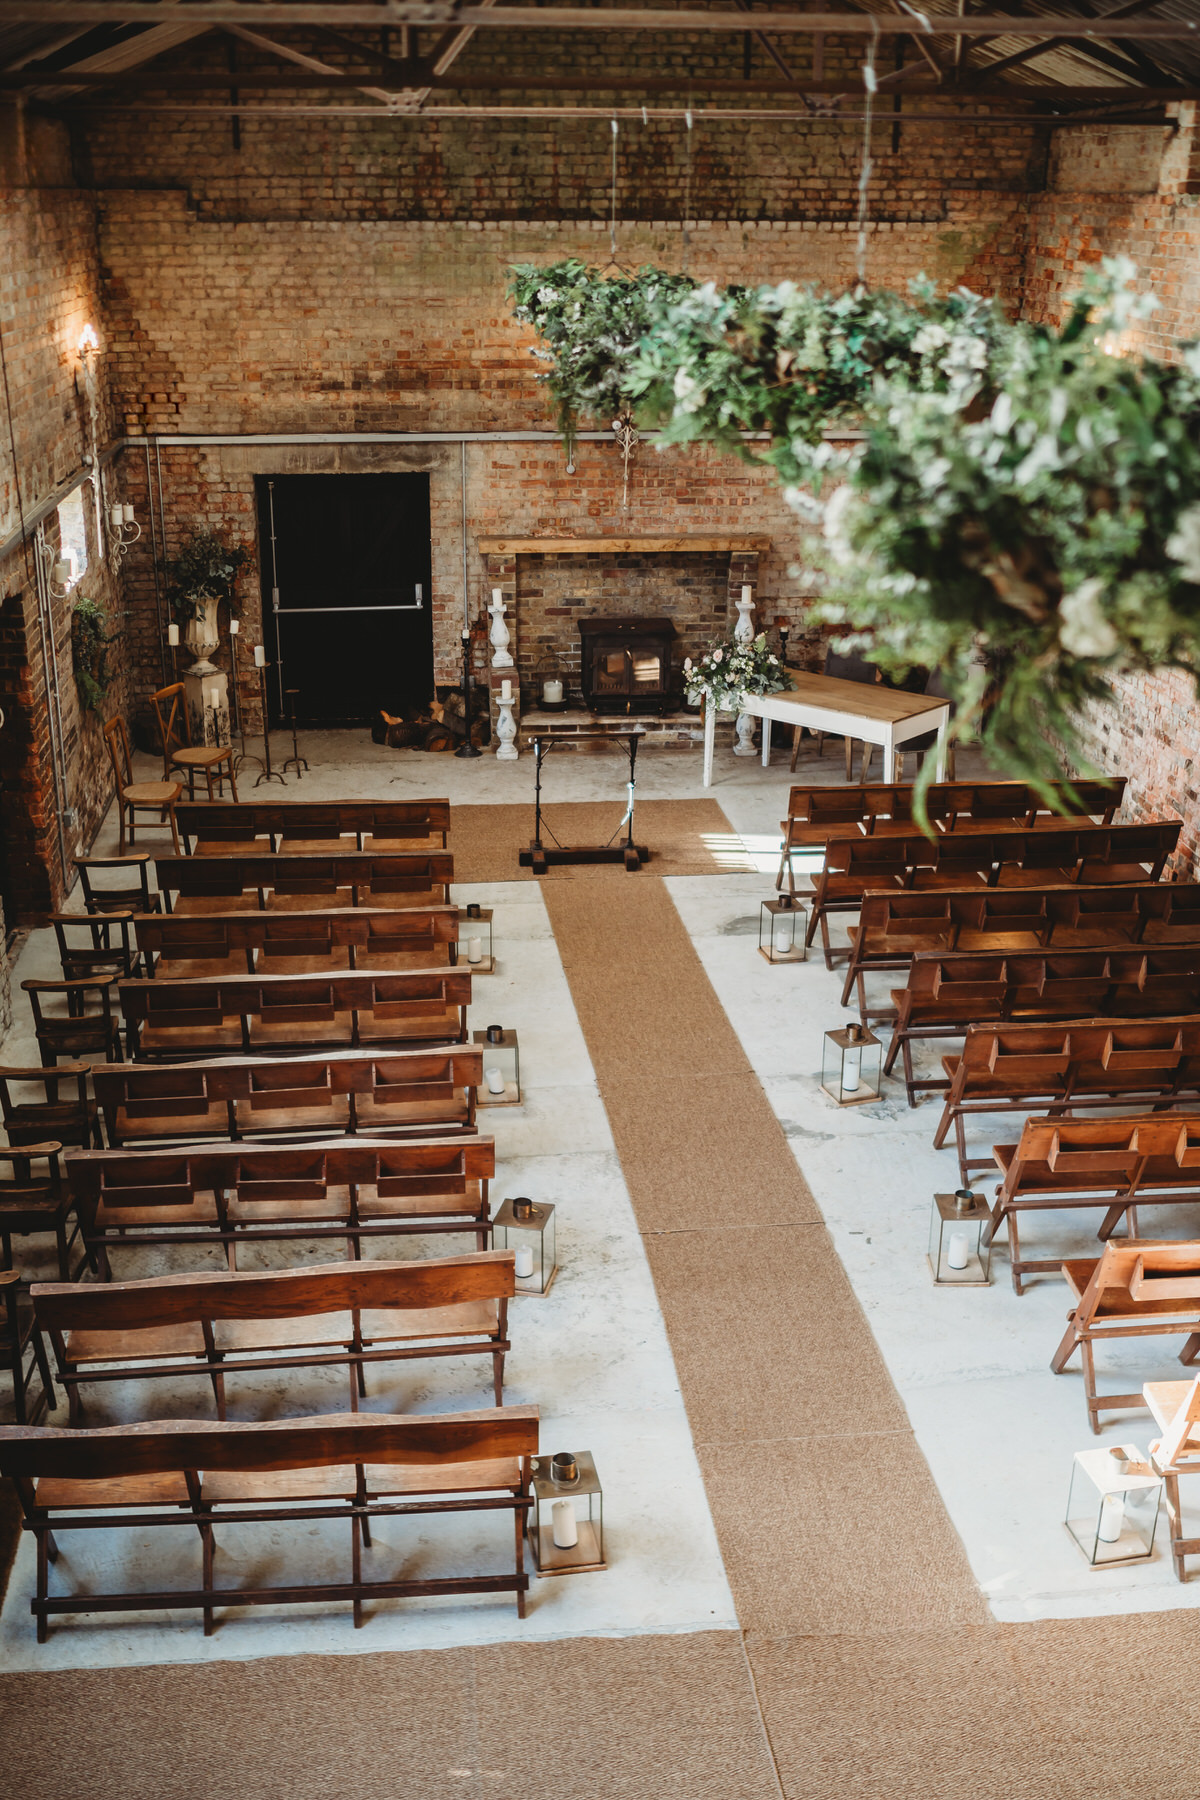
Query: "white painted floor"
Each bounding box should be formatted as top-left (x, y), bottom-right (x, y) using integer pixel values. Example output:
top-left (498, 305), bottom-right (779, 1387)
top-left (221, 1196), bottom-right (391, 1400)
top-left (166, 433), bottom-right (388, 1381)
top-left (2, 724), bottom-right (1197, 1663)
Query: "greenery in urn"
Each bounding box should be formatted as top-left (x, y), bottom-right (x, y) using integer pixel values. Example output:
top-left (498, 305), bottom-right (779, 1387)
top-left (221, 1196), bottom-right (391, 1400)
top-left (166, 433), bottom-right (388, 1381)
top-left (71, 597), bottom-right (121, 714)
top-left (162, 529), bottom-right (250, 625)
top-left (684, 633), bottom-right (788, 713)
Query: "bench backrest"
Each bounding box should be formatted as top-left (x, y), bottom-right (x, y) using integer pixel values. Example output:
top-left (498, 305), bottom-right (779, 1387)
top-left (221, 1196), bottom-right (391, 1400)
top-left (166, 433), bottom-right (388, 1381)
top-left (120, 967), bottom-right (470, 1032)
top-left (899, 945), bottom-right (1200, 1026)
top-left (32, 1250), bottom-right (514, 1334)
top-left (787, 776), bottom-right (1126, 831)
top-left (176, 798), bottom-right (451, 850)
top-left (134, 907), bottom-right (458, 968)
top-left (957, 1018), bottom-right (1200, 1085)
top-left (0, 1405), bottom-right (538, 1484)
top-left (1067, 1241), bottom-right (1200, 1329)
top-left (155, 851), bottom-right (454, 906)
top-left (821, 821), bottom-right (1179, 885)
top-left (859, 882), bottom-right (1200, 966)
top-left (1002, 1114), bottom-right (1200, 1193)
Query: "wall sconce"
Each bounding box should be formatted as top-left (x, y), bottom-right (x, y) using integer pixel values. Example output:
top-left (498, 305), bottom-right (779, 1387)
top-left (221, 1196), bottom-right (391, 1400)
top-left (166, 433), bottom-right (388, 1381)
top-left (77, 324), bottom-right (100, 362)
top-left (38, 538), bottom-right (73, 600)
top-left (108, 502), bottom-right (140, 574)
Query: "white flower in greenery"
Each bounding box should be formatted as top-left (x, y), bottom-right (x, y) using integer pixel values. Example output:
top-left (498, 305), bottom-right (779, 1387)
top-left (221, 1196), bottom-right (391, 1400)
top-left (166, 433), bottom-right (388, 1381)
top-left (713, 649), bottom-right (723, 663)
top-left (823, 483), bottom-right (857, 564)
top-left (990, 392), bottom-right (1013, 436)
top-left (673, 368), bottom-right (697, 399)
top-left (536, 287), bottom-right (560, 306)
top-left (1166, 502), bottom-right (1200, 584)
top-left (912, 324), bottom-right (950, 356)
top-left (1058, 579), bottom-right (1120, 659)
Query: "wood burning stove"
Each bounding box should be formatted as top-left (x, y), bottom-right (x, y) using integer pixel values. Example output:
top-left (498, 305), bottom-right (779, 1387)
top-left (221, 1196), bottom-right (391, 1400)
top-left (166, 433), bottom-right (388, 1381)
top-left (579, 617), bottom-right (679, 715)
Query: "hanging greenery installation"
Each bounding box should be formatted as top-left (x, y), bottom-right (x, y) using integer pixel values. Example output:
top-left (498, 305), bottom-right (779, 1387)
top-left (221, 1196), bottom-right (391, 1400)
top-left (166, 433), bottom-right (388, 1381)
top-left (71, 597), bottom-right (121, 714)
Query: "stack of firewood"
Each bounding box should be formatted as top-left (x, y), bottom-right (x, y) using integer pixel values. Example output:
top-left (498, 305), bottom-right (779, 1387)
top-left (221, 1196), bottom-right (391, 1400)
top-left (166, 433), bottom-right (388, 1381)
top-left (373, 684), bottom-right (490, 752)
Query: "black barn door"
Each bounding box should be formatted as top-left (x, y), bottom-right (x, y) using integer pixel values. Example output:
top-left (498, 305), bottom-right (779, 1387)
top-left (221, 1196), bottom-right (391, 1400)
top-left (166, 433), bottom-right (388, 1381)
top-left (255, 473), bottom-right (433, 726)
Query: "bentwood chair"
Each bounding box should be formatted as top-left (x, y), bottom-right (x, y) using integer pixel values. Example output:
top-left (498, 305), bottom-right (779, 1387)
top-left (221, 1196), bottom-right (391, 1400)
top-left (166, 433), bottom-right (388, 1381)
top-left (103, 715), bottom-right (182, 856)
top-left (0, 1063), bottom-right (100, 1151)
top-left (0, 1270), bottom-right (55, 1423)
top-left (152, 682), bottom-right (238, 803)
top-left (50, 913), bottom-right (139, 984)
top-left (22, 976), bottom-right (124, 1066)
top-left (76, 852), bottom-right (162, 917)
top-left (0, 1143), bottom-right (80, 1286)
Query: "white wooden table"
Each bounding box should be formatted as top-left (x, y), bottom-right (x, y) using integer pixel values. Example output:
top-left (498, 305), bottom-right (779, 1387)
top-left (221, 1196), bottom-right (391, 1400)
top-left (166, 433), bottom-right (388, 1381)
top-left (702, 670), bottom-right (951, 788)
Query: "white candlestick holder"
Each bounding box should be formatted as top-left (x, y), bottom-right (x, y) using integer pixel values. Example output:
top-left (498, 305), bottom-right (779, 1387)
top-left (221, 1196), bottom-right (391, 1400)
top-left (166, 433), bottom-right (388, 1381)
top-left (496, 694), bottom-right (518, 760)
top-left (488, 589), bottom-right (513, 669)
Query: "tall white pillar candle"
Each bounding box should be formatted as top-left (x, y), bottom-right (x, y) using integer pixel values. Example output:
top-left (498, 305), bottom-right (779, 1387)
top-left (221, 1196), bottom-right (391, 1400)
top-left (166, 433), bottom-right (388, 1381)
top-left (741, 584), bottom-right (752, 605)
top-left (485, 1066), bottom-right (506, 1096)
top-left (122, 502), bottom-right (135, 525)
top-left (842, 1046), bottom-right (862, 1094)
top-left (500, 678), bottom-right (513, 702)
top-left (467, 936), bottom-right (483, 964)
top-left (254, 644), bottom-right (266, 668)
top-left (773, 924), bottom-right (791, 956)
top-left (552, 1499), bottom-right (579, 1549)
top-left (946, 1230), bottom-right (970, 1272)
top-left (492, 587), bottom-right (503, 606)
top-left (514, 1246), bottom-right (535, 1280)
top-left (167, 622), bottom-right (180, 647)
top-left (1098, 1493), bottom-right (1124, 1544)
top-left (110, 503), bottom-right (123, 530)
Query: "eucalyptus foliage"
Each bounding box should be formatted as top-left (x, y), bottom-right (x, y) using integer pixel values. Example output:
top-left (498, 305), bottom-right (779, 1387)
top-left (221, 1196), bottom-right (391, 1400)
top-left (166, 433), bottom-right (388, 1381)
top-left (163, 530), bottom-right (250, 623)
top-left (71, 597), bottom-right (120, 714)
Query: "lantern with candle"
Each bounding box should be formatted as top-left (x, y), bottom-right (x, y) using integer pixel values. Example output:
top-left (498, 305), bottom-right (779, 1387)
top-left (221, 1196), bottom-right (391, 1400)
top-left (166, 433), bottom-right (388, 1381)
top-left (534, 653), bottom-right (569, 712)
top-left (821, 1022), bottom-right (882, 1105)
top-left (1065, 1444), bottom-right (1161, 1567)
top-left (528, 1450), bottom-right (606, 1575)
top-left (456, 901), bottom-right (494, 973)
top-left (927, 1189), bottom-right (993, 1286)
top-left (493, 1195), bottom-right (557, 1296)
top-left (759, 893), bottom-right (808, 964)
top-left (473, 1024), bottom-right (521, 1105)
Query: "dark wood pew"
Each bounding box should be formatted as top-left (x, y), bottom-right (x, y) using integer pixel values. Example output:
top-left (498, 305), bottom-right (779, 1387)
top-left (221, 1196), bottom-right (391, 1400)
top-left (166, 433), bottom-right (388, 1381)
top-left (885, 942), bottom-right (1200, 1102)
top-left (66, 1134), bottom-right (495, 1271)
top-left (133, 906), bottom-right (458, 977)
top-left (933, 1017), bottom-right (1200, 1185)
top-left (989, 1113), bottom-right (1200, 1294)
top-left (841, 882), bottom-right (1200, 1027)
top-left (0, 1404), bottom-right (537, 1640)
top-left (777, 776), bottom-right (1127, 890)
top-left (1049, 1239), bottom-right (1200, 1432)
top-left (809, 821), bottom-right (1181, 961)
top-left (154, 850), bottom-right (454, 915)
top-left (93, 1047), bottom-right (482, 1146)
top-left (119, 967), bottom-right (470, 1060)
top-left (34, 1250), bottom-right (515, 1422)
top-left (176, 797), bottom-right (451, 854)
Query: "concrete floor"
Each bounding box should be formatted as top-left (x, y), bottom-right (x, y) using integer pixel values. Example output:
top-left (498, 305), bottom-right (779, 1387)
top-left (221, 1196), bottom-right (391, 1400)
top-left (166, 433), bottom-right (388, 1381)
top-left (2, 723), bottom-right (1198, 1665)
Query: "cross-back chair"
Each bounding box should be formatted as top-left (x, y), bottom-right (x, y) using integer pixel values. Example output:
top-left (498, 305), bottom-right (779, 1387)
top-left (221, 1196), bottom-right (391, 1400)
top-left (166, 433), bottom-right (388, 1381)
top-left (103, 715), bottom-right (181, 856)
top-left (151, 682), bottom-right (238, 802)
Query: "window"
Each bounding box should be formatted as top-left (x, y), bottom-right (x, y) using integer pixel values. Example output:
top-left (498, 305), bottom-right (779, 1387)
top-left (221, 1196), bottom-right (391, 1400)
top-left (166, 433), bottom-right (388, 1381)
top-left (56, 490), bottom-right (88, 590)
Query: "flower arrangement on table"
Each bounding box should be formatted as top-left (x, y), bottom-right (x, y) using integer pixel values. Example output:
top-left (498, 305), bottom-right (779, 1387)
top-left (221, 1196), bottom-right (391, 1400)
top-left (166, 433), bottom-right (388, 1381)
top-left (683, 634), bottom-right (788, 714)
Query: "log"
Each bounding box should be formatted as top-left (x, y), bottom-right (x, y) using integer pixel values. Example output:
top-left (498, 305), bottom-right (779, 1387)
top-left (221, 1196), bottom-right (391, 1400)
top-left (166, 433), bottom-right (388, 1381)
top-left (423, 725), bottom-right (455, 752)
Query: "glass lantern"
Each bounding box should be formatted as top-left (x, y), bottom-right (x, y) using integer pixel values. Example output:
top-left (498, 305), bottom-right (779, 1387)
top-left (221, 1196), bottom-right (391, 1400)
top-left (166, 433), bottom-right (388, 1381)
top-left (493, 1195), bottom-right (557, 1296)
top-left (528, 1450), bottom-right (606, 1576)
top-left (1065, 1444), bottom-right (1162, 1567)
top-left (759, 894), bottom-right (808, 964)
top-left (457, 903), bottom-right (494, 974)
top-left (821, 1023), bottom-right (882, 1105)
top-left (928, 1189), bottom-right (993, 1286)
top-left (473, 1025), bottom-right (520, 1106)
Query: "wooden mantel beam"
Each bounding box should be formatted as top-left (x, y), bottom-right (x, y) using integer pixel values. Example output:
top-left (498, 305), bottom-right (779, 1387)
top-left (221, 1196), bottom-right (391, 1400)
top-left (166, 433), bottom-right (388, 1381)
top-left (477, 535), bottom-right (772, 554)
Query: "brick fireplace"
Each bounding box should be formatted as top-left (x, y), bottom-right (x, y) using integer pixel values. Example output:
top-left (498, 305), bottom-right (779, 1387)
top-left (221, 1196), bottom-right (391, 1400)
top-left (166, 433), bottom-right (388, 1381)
top-left (476, 534), bottom-right (767, 743)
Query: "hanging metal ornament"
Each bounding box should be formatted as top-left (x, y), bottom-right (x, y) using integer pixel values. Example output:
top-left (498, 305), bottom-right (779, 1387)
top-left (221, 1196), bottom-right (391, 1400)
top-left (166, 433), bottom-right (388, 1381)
top-left (611, 411), bottom-right (639, 509)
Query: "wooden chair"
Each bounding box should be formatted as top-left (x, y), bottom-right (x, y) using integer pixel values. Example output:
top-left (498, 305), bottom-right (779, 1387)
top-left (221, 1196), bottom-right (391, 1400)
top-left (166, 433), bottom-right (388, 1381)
top-left (990, 1115), bottom-right (1200, 1294)
top-left (75, 852), bottom-right (161, 916)
top-left (0, 1405), bottom-right (537, 1641)
top-left (0, 1063), bottom-right (100, 1151)
top-left (0, 1271), bottom-right (55, 1425)
top-left (34, 1249), bottom-right (515, 1423)
top-left (890, 670), bottom-right (957, 782)
top-left (151, 682), bottom-right (238, 802)
top-left (1049, 1239), bottom-right (1200, 1430)
top-left (103, 715), bottom-right (181, 856)
top-left (50, 912), bottom-right (139, 984)
top-left (0, 1144), bottom-right (82, 1283)
top-left (1145, 1375), bottom-right (1200, 1580)
top-left (23, 976), bottom-right (123, 1066)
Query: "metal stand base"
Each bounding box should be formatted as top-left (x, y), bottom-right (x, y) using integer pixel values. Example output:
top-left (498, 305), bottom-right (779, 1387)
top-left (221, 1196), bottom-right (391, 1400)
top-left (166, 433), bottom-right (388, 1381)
top-left (455, 629), bottom-right (483, 757)
top-left (282, 689), bottom-right (308, 777)
top-left (520, 730), bottom-right (647, 874)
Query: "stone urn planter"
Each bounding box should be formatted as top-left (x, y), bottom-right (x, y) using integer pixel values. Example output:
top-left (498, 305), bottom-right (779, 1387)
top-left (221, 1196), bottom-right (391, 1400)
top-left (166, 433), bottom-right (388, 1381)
top-left (184, 593), bottom-right (221, 676)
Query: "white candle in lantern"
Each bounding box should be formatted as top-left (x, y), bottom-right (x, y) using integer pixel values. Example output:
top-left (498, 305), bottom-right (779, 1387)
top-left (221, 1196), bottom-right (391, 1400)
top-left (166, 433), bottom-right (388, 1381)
top-left (947, 1230), bottom-right (970, 1272)
top-left (773, 924), bottom-right (791, 956)
top-left (500, 679), bottom-right (513, 702)
top-left (552, 1499), bottom-right (579, 1549)
top-left (229, 617), bottom-right (239, 635)
top-left (254, 644), bottom-right (266, 668)
top-left (467, 936), bottom-right (483, 964)
top-left (1098, 1493), bottom-right (1124, 1543)
top-left (122, 502), bottom-right (135, 525)
top-left (167, 622), bottom-right (180, 646)
top-left (485, 1066), bottom-right (506, 1096)
top-left (842, 1045), bottom-right (862, 1094)
top-left (543, 679), bottom-right (563, 705)
top-left (514, 1246), bottom-right (535, 1280)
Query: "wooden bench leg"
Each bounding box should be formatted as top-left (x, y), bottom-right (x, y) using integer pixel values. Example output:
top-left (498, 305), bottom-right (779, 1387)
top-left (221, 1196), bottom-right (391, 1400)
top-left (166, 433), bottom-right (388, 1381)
top-left (493, 1350), bottom-right (505, 1406)
top-left (1164, 1472), bottom-right (1187, 1581)
top-left (1051, 1313), bottom-right (1080, 1374)
top-left (352, 1515), bottom-right (364, 1629)
top-left (1080, 1338), bottom-right (1101, 1434)
top-left (514, 1505), bottom-right (527, 1619)
top-left (201, 1520), bottom-right (216, 1636)
top-left (1179, 1332), bottom-right (1200, 1366)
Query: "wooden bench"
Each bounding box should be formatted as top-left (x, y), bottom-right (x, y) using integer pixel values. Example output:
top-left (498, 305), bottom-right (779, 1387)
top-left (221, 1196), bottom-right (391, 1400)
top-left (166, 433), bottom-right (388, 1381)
top-left (155, 850), bottom-right (454, 915)
top-left (93, 1047), bottom-right (482, 1147)
top-left (0, 1405), bottom-right (537, 1640)
top-left (66, 1134), bottom-right (495, 1271)
top-left (119, 967), bottom-right (470, 1060)
top-left (809, 821), bottom-right (1181, 962)
top-left (1048, 1240), bottom-right (1200, 1430)
top-left (1145, 1375), bottom-right (1200, 1580)
top-left (990, 1115), bottom-right (1200, 1294)
top-left (133, 906), bottom-right (458, 978)
top-left (176, 798), bottom-right (451, 854)
top-left (886, 942), bottom-right (1200, 1103)
top-left (33, 1250), bottom-right (515, 1422)
top-left (934, 1017), bottom-right (1200, 1186)
top-left (776, 776), bottom-right (1126, 891)
top-left (841, 881), bottom-right (1200, 1029)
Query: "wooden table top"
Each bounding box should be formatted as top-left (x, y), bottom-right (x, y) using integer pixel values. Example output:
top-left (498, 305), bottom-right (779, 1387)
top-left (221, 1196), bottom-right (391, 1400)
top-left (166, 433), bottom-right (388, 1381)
top-left (774, 671), bottom-right (948, 723)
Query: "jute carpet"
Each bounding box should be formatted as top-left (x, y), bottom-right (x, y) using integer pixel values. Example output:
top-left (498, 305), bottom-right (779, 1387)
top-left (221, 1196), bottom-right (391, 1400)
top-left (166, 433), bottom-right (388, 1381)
top-left (450, 799), bottom-right (755, 882)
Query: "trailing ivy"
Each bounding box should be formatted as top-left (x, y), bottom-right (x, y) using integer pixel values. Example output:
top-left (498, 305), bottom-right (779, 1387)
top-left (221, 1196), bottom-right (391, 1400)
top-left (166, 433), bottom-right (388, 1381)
top-left (72, 597), bottom-right (120, 714)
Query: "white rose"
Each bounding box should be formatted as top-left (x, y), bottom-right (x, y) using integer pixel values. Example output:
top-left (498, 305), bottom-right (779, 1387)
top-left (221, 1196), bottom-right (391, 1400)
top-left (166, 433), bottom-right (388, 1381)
top-left (1166, 501), bottom-right (1200, 584)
